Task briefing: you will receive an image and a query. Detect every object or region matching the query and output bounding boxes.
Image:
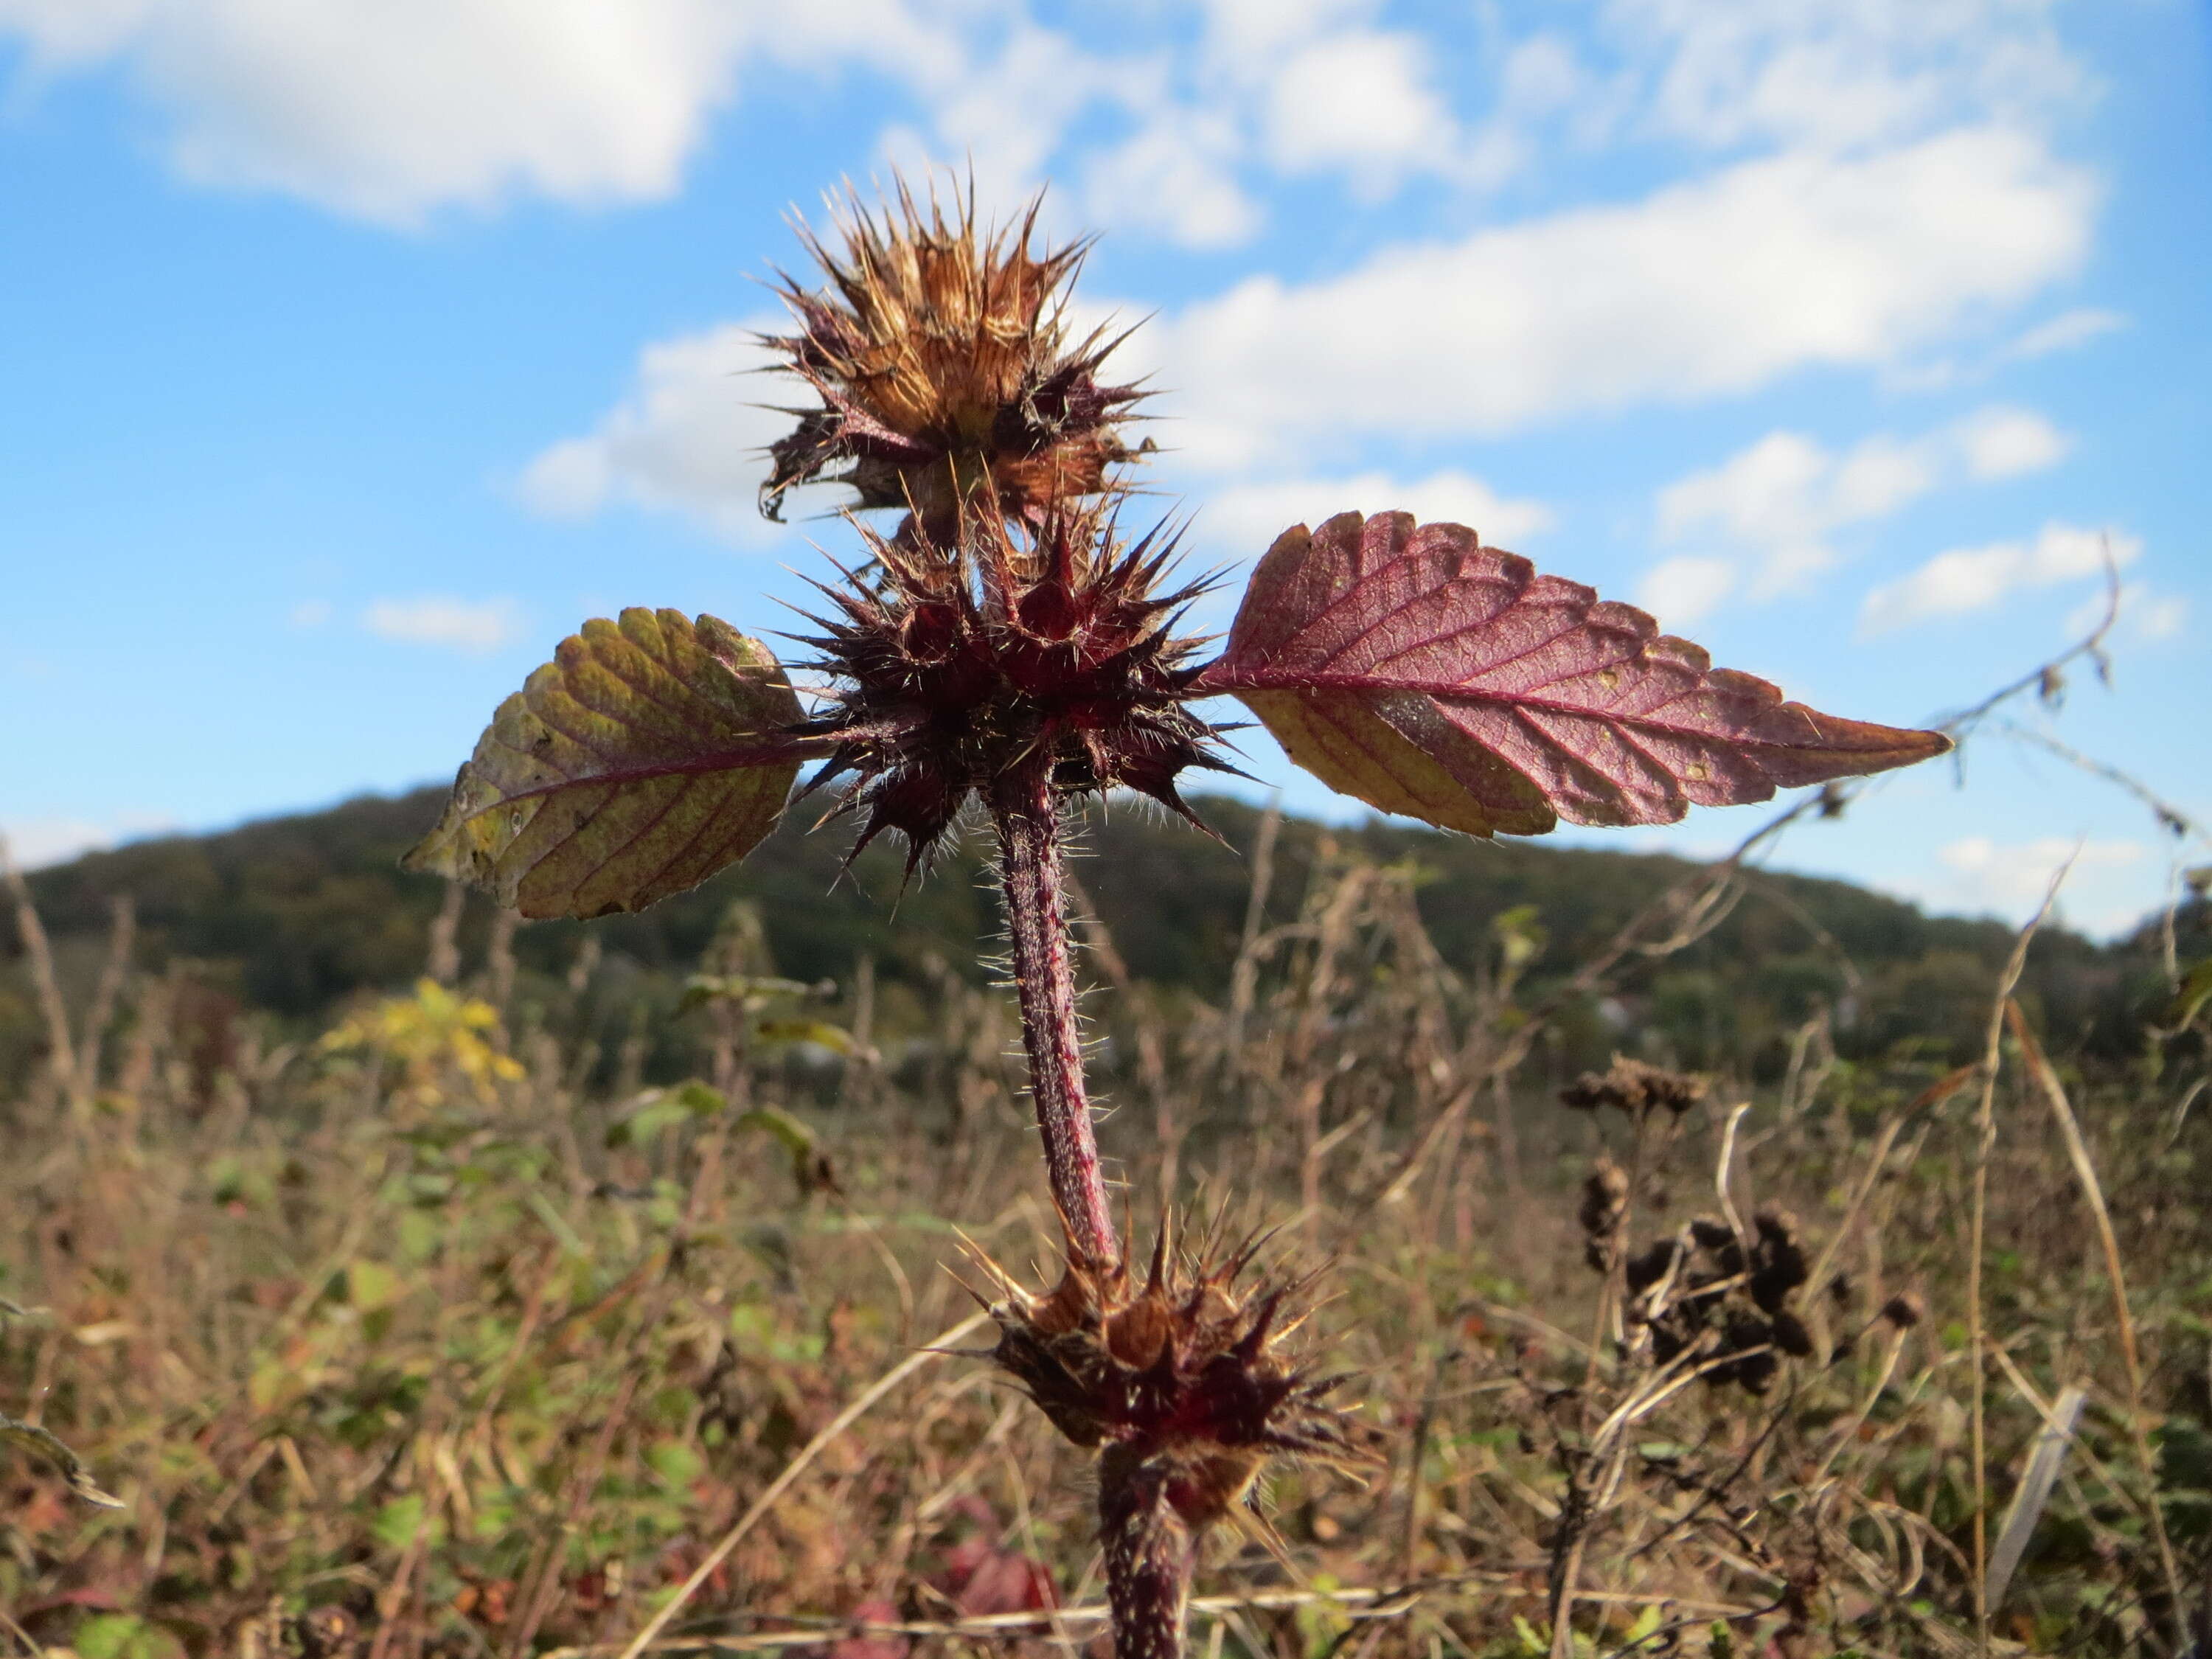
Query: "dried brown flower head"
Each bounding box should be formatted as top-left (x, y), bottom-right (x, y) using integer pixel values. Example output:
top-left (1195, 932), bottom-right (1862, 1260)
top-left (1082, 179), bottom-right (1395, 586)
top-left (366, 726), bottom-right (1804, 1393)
top-left (761, 183), bottom-right (1147, 531)
top-left (1879, 1290), bottom-right (1926, 1330)
top-left (1624, 1208), bottom-right (1818, 1397)
top-left (1559, 1056), bottom-right (1708, 1118)
top-left (964, 1222), bottom-right (1380, 1551)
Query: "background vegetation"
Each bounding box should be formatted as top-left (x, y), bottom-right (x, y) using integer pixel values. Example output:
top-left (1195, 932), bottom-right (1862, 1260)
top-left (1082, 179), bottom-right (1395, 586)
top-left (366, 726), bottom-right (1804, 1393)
top-left (4, 789), bottom-right (2208, 1657)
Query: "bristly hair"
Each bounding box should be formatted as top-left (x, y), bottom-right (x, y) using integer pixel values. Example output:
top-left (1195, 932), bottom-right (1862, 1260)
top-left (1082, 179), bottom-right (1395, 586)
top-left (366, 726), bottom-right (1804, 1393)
top-left (758, 178), bottom-right (1149, 535)
top-left (787, 501), bottom-right (1236, 880)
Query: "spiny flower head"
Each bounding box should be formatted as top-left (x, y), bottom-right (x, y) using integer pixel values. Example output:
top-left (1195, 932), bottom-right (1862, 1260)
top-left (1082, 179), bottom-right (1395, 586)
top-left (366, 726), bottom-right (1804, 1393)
top-left (760, 181), bottom-right (1147, 532)
top-left (794, 501), bottom-right (1231, 873)
top-left (965, 1220), bottom-right (1382, 1538)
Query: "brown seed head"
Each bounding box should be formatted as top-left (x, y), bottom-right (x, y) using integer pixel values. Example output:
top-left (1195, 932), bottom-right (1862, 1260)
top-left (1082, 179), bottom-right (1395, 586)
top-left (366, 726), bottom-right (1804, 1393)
top-left (1879, 1290), bottom-right (1926, 1330)
top-left (967, 1222), bottom-right (1381, 1541)
top-left (1559, 1055), bottom-right (1707, 1118)
top-left (760, 181), bottom-right (1147, 531)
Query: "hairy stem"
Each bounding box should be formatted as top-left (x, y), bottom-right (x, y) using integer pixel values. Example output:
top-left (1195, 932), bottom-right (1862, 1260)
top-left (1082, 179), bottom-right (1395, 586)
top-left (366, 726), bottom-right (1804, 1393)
top-left (988, 746), bottom-right (1121, 1267)
top-left (1099, 1447), bottom-right (1195, 1659)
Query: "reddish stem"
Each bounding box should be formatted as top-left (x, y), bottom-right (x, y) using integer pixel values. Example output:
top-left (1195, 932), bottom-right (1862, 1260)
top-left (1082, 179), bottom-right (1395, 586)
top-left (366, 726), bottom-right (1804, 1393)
top-left (1098, 1447), bottom-right (1194, 1659)
top-left (987, 745), bottom-right (1122, 1268)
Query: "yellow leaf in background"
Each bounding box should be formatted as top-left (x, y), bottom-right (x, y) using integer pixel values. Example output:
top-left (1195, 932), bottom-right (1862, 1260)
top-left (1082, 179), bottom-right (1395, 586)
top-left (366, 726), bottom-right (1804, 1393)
top-left (346, 1261), bottom-right (403, 1314)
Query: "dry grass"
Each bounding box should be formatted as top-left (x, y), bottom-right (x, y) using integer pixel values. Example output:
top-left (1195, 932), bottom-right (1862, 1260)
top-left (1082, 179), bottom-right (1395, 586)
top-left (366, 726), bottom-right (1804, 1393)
top-left (3, 828), bottom-right (2208, 1659)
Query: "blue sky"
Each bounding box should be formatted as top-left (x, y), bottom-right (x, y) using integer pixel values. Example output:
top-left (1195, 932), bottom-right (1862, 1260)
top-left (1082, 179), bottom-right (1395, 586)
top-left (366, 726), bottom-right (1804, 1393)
top-left (3, 0), bottom-right (2205, 938)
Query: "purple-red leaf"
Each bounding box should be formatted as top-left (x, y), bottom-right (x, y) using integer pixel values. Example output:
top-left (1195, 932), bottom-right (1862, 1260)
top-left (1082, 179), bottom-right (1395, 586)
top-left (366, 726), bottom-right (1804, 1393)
top-left (404, 609), bottom-right (819, 919)
top-left (1192, 511), bottom-right (1950, 836)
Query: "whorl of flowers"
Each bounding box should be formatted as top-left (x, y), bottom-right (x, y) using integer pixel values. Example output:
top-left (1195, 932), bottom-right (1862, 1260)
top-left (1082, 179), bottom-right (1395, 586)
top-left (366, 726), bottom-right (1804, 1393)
top-left (791, 501), bottom-right (1231, 874)
top-left (964, 1222), bottom-right (1382, 1651)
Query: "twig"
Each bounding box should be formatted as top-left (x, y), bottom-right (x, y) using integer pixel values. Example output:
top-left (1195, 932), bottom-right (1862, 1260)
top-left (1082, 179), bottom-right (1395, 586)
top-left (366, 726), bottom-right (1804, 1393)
top-left (611, 1312), bottom-right (990, 1659)
top-left (1, 832), bottom-right (81, 1110)
top-left (1998, 723), bottom-right (2207, 844)
top-left (559, 1576), bottom-right (1762, 1658)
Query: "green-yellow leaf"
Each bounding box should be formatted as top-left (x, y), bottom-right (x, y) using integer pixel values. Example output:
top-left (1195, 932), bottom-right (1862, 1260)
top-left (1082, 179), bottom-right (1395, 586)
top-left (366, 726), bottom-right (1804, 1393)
top-left (2, 1409), bottom-right (125, 1508)
top-left (346, 1259), bottom-right (403, 1314)
top-left (403, 609), bottom-right (816, 919)
top-left (737, 1105), bottom-right (818, 1163)
top-left (2166, 958), bottom-right (2212, 1029)
top-left (752, 1018), bottom-right (856, 1055)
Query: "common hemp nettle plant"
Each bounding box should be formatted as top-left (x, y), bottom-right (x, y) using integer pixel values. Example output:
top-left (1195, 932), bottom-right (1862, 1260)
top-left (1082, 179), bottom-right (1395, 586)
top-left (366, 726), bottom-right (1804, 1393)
top-left (407, 182), bottom-right (1950, 1659)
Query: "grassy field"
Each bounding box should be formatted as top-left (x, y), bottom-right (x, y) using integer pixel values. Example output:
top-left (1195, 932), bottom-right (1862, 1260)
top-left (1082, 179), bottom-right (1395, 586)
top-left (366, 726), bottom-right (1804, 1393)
top-left (4, 830), bottom-right (2208, 1659)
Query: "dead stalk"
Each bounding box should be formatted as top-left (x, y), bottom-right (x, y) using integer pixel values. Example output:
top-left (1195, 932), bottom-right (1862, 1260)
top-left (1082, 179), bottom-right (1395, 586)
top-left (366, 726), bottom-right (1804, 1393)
top-left (2004, 1001), bottom-right (2188, 1647)
top-left (1966, 866), bottom-right (2065, 1655)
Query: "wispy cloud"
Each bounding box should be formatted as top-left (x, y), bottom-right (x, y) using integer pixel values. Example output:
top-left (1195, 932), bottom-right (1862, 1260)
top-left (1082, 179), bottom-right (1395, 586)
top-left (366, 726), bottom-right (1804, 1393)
top-left (364, 597), bottom-right (524, 655)
top-left (1, 813), bottom-right (178, 871)
top-left (1646, 404), bottom-right (2072, 613)
top-left (2063, 581), bottom-right (2189, 644)
top-left (2005, 306), bottom-right (2126, 361)
top-left (1137, 132), bottom-right (2093, 470)
top-left (1858, 521), bottom-right (2139, 636)
top-left (1193, 470), bottom-right (1553, 564)
top-left (516, 319), bottom-right (796, 546)
top-left (1886, 834), bottom-right (2150, 936)
top-left (0, 0), bottom-right (961, 226)
top-left (1635, 556), bottom-right (1736, 628)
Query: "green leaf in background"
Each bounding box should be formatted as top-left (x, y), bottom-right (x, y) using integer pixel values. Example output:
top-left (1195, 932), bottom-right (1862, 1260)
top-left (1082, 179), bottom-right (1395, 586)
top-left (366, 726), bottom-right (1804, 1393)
top-left (606, 1081), bottom-right (728, 1147)
top-left (737, 1105), bottom-right (836, 1194)
top-left (404, 610), bottom-right (816, 919)
top-left (2166, 958), bottom-right (2212, 1029)
top-left (752, 1018), bottom-right (856, 1055)
top-left (679, 973), bottom-right (827, 1014)
top-left (75, 1615), bottom-right (183, 1659)
top-left (371, 1492), bottom-right (437, 1551)
top-left (346, 1259), bottom-right (402, 1314)
top-left (644, 1439), bottom-right (704, 1489)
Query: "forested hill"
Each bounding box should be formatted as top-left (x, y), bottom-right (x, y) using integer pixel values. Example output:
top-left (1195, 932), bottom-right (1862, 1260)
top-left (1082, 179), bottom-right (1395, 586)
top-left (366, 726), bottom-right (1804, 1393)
top-left (8, 785), bottom-right (2187, 1086)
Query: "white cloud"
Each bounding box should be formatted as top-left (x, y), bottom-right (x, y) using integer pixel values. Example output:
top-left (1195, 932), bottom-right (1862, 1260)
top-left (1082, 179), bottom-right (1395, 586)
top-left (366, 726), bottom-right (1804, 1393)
top-left (1858, 521), bottom-right (2140, 635)
top-left (1194, 470), bottom-right (1554, 563)
top-left (1259, 30), bottom-right (1461, 198)
top-left (1904, 834), bottom-right (2146, 933)
top-left (2003, 306), bottom-right (2126, 361)
top-left (364, 596), bottom-right (524, 653)
top-left (1077, 108), bottom-right (1261, 250)
top-left (2063, 581), bottom-right (2190, 644)
top-left (2134, 592), bottom-right (2189, 641)
top-left (288, 598), bottom-right (333, 629)
top-left (1, 813), bottom-right (178, 870)
top-left (517, 319), bottom-right (801, 546)
top-left (1651, 403), bottom-right (2070, 602)
top-left (1606, 0), bottom-right (2089, 155)
top-left (0, 0), bottom-right (965, 225)
top-left (1140, 129), bottom-right (2094, 470)
top-left (1636, 555), bottom-right (1736, 627)
top-left (1, 0), bottom-right (737, 223)
top-left (1952, 404), bottom-right (2070, 479)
